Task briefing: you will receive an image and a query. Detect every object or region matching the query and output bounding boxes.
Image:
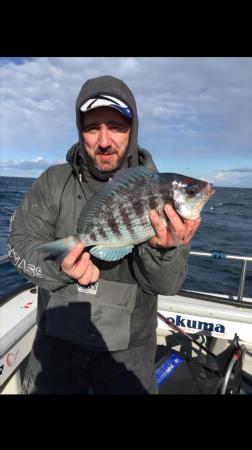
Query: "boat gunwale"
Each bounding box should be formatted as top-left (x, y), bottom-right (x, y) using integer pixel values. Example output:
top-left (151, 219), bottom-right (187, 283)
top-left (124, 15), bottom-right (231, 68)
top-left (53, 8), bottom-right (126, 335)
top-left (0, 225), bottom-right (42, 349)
top-left (0, 282), bottom-right (36, 307)
top-left (177, 289), bottom-right (252, 309)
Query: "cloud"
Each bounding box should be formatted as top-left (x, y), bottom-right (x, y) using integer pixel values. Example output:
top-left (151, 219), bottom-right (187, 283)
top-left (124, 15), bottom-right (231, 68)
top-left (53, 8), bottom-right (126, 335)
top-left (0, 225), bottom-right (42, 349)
top-left (221, 167), bottom-right (252, 173)
top-left (1, 57), bottom-right (252, 186)
top-left (0, 157), bottom-right (64, 177)
top-left (213, 169), bottom-right (252, 187)
top-left (0, 57), bottom-right (143, 159)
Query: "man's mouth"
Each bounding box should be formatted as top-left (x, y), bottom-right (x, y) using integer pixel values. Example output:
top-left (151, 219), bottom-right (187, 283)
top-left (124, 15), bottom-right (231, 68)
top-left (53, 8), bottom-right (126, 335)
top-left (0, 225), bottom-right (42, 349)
top-left (97, 152), bottom-right (115, 161)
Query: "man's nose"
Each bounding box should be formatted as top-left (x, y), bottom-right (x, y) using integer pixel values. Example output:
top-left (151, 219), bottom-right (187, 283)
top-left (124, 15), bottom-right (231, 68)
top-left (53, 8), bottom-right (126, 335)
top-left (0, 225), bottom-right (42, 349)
top-left (98, 126), bottom-right (111, 148)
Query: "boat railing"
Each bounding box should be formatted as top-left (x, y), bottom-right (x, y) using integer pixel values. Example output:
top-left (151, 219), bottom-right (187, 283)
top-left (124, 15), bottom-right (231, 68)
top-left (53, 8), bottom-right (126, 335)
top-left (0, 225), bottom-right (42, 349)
top-left (189, 250), bottom-right (252, 302)
top-left (1, 250), bottom-right (252, 302)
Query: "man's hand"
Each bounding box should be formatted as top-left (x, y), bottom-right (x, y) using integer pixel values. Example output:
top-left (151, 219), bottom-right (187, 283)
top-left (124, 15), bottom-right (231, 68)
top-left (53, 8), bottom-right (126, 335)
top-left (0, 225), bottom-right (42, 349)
top-left (61, 242), bottom-right (100, 285)
top-left (148, 204), bottom-right (201, 249)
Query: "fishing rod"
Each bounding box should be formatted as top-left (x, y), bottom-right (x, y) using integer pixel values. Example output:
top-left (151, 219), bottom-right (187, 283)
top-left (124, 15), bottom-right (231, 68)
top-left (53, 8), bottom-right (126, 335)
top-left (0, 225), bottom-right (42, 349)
top-left (157, 312), bottom-right (245, 390)
top-left (157, 311), bottom-right (218, 361)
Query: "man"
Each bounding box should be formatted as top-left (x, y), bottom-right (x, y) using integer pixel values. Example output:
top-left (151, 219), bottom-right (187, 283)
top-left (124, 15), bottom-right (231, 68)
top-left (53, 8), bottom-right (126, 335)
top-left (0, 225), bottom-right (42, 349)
top-left (8, 75), bottom-right (200, 394)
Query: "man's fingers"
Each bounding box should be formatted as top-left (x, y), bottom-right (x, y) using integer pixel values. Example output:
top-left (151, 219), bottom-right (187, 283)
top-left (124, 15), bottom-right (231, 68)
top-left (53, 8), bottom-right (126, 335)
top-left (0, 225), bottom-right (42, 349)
top-left (165, 205), bottom-right (201, 235)
top-left (60, 241), bottom-right (100, 285)
top-left (187, 217), bottom-right (202, 228)
top-left (184, 218), bottom-right (201, 241)
top-left (149, 205), bottom-right (202, 248)
top-left (69, 251), bottom-right (91, 279)
top-left (164, 204), bottom-right (184, 232)
top-left (78, 265), bottom-right (93, 285)
top-left (149, 209), bottom-right (166, 236)
top-left (78, 261), bottom-right (100, 285)
top-left (149, 209), bottom-right (159, 226)
top-left (90, 265), bottom-right (100, 283)
top-left (61, 242), bottom-right (85, 270)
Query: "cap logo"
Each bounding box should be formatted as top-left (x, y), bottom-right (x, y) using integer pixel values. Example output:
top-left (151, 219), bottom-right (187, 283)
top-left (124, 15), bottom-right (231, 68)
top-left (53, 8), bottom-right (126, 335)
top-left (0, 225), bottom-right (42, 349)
top-left (80, 95), bottom-right (132, 119)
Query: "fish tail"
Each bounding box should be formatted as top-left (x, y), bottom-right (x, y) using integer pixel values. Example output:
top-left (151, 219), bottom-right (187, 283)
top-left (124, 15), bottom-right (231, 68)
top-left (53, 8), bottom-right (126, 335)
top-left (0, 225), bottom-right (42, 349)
top-left (35, 235), bottom-right (80, 260)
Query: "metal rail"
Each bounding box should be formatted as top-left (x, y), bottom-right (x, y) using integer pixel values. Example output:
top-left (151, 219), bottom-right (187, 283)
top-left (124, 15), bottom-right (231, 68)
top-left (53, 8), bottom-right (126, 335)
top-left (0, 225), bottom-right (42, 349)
top-left (189, 250), bottom-right (252, 302)
top-left (1, 249), bottom-right (251, 301)
top-left (190, 250), bottom-right (252, 262)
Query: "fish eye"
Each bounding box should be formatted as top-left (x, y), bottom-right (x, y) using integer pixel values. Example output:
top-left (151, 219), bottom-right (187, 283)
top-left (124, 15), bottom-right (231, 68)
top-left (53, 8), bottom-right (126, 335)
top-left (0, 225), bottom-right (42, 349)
top-left (186, 185), bottom-right (198, 197)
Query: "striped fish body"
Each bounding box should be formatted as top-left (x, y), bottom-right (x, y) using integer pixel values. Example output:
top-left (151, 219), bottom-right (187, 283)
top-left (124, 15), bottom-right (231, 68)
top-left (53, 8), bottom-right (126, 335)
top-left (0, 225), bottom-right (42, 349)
top-left (75, 167), bottom-right (214, 261)
top-left (37, 167), bottom-right (214, 261)
top-left (77, 168), bottom-right (166, 249)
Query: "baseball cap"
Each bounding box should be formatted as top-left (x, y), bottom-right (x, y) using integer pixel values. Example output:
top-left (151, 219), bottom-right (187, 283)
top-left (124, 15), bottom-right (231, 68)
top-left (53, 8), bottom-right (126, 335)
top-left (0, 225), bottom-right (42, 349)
top-left (80, 94), bottom-right (132, 119)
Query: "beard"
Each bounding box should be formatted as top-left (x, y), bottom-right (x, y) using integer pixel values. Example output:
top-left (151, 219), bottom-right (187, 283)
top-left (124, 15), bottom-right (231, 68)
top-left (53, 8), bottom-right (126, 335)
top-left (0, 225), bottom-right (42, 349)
top-left (93, 148), bottom-right (126, 172)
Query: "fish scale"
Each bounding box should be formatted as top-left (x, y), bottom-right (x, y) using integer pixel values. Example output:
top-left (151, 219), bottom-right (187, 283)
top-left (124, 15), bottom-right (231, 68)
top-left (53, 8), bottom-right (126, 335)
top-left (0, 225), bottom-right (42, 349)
top-left (37, 166), bottom-right (215, 262)
top-left (77, 168), bottom-right (158, 244)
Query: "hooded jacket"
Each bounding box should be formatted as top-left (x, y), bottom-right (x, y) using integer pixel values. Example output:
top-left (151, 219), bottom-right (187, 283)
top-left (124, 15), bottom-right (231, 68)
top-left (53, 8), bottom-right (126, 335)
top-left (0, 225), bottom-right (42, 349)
top-left (7, 75), bottom-right (190, 351)
top-left (76, 75), bottom-right (140, 180)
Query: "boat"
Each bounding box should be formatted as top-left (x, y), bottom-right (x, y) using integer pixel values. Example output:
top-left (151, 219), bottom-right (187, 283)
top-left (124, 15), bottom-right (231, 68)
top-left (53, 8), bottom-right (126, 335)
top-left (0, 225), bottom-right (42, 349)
top-left (1, 250), bottom-right (252, 394)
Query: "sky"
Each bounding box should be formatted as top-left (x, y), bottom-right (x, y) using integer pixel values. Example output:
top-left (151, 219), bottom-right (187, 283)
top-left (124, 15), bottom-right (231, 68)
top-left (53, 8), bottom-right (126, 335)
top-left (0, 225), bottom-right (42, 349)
top-left (1, 57), bottom-right (252, 187)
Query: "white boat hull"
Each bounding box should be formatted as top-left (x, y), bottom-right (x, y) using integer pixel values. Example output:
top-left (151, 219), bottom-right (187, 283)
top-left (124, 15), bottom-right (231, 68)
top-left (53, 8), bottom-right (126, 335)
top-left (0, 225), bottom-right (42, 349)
top-left (1, 285), bottom-right (252, 394)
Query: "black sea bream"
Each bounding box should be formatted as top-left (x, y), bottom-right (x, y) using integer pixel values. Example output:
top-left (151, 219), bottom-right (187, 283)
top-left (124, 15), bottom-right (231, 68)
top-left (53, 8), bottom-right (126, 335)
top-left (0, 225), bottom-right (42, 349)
top-left (37, 167), bottom-right (215, 261)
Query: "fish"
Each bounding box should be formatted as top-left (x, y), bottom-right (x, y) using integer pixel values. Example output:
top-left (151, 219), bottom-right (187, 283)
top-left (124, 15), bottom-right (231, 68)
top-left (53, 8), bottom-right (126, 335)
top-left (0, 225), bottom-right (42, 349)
top-left (36, 166), bottom-right (215, 262)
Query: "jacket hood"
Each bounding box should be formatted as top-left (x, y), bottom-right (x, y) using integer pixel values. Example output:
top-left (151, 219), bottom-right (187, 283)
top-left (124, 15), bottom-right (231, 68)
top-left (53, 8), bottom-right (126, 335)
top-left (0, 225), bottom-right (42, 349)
top-left (75, 75), bottom-right (139, 180)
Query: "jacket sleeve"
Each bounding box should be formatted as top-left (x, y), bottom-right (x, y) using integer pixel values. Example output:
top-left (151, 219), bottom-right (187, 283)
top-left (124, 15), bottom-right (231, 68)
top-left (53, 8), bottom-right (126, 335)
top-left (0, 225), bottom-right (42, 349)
top-left (7, 168), bottom-right (74, 292)
top-left (132, 241), bottom-right (190, 295)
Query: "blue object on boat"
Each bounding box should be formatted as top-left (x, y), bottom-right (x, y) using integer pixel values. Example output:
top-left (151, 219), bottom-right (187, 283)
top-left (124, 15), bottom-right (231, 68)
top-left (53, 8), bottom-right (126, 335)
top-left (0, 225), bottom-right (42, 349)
top-left (156, 352), bottom-right (184, 386)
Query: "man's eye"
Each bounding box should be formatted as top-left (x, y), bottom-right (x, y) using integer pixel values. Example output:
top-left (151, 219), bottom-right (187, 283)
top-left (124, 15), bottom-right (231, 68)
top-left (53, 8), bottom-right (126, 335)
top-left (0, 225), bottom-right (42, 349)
top-left (110, 124), bottom-right (127, 132)
top-left (84, 127), bottom-right (98, 132)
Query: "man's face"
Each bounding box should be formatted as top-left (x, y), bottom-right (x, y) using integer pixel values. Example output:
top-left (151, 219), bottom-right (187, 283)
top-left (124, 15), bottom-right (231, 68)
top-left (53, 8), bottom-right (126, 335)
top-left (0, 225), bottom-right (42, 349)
top-left (82, 107), bottom-right (130, 172)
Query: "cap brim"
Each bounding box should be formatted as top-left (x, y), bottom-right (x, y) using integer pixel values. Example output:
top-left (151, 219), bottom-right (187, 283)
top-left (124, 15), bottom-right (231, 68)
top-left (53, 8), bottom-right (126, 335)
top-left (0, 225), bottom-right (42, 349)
top-left (80, 96), bottom-right (132, 119)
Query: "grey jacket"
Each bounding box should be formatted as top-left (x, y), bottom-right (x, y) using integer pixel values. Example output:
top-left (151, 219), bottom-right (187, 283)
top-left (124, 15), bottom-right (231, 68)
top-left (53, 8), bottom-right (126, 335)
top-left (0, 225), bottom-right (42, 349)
top-left (7, 76), bottom-right (190, 351)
